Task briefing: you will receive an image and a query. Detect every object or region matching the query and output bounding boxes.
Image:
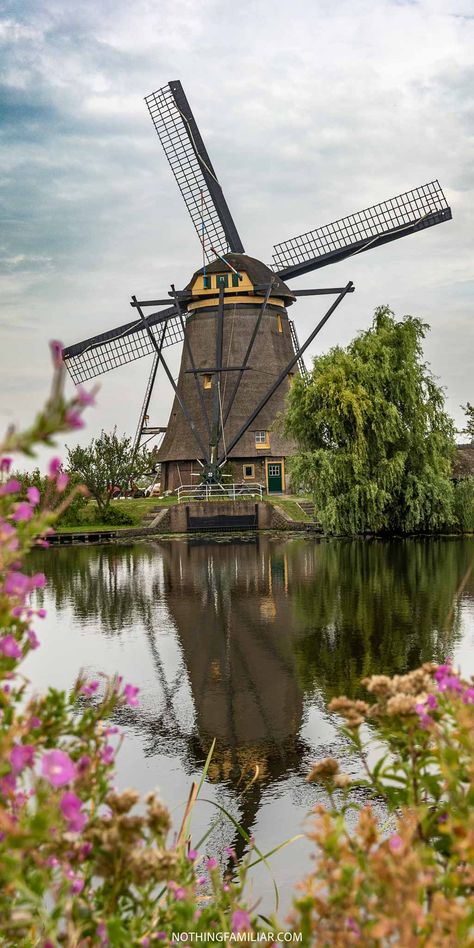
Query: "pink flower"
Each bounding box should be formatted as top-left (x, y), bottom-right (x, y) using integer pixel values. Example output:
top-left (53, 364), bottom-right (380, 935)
top-left (347, 917), bottom-right (361, 938)
top-left (231, 909), bottom-right (251, 933)
top-left (426, 693), bottom-right (438, 710)
top-left (37, 608), bottom-right (47, 619)
top-left (56, 472), bottom-right (69, 492)
top-left (31, 572), bottom-right (46, 588)
top-left (101, 744), bottom-right (115, 765)
top-left (48, 457), bottom-right (62, 479)
top-left (60, 791), bottom-right (86, 833)
top-left (80, 841), bottom-right (93, 858)
top-left (12, 502), bottom-right (33, 522)
top-left (76, 385), bottom-right (96, 406)
top-left (206, 857), bottom-right (218, 870)
top-left (81, 680), bottom-right (99, 697)
top-left (27, 629), bottom-right (40, 650)
top-left (41, 750), bottom-right (76, 786)
top-left (123, 684), bottom-right (140, 707)
top-left (463, 687), bottom-right (474, 704)
top-left (65, 410), bottom-right (84, 430)
top-left (187, 848), bottom-right (198, 861)
top-left (10, 744), bottom-right (35, 774)
top-left (4, 571), bottom-right (30, 597)
top-left (389, 834), bottom-right (404, 853)
top-left (28, 716), bottom-right (41, 730)
top-left (70, 875), bottom-right (84, 894)
top-left (0, 636), bottom-right (22, 659)
top-left (27, 486), bottom-right (40, 505)
top-left (77, 755), bottom-right (91, 773)
top-left (0, 457), bottom-right (12, 473)
top-left (50, 340), bottom-right (64, 367)
top-left (0, 478), bottom-right (21, 496)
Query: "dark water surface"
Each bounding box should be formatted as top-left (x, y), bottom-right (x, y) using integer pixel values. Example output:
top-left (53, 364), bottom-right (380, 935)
top-left (25, 535), bottom-right (474, 913)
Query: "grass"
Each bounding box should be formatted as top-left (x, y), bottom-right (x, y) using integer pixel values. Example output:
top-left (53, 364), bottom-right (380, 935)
top-left (56, 494), bottom-right (315, 533)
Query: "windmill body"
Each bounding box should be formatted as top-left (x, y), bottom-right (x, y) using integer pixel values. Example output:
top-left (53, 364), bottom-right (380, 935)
top-left (159, 254), bottom-right (298, 492)
top-left (62, 80), bottom-right (452, 495)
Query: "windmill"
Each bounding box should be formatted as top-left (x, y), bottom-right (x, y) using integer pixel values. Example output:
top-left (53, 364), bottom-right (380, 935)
top-left (62, 80), bottom-right (452, 494)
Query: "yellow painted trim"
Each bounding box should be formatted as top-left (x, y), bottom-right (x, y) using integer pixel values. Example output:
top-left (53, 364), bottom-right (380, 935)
top-left (242, 463), bottom-right (255, 480)
top-left (255, 430), bottom-right (270, 449)
top-left (188, 295), bottom-right (285, 311)
top-left (193, 272), bottom-right (254, 293)
top-left (265, 457), bottom-right (285, 493)
top-left (277, 313), bottom-right (283, 333)
top-left (203, 374), bottom-right (212, 390)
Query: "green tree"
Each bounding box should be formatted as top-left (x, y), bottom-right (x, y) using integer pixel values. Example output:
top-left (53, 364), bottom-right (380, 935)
top-left (66, 428), bottom-right (152, 517)
top-left (461, 402), bottom-right (474, 443)
top-left (285, 306), bottom-right (455, 534)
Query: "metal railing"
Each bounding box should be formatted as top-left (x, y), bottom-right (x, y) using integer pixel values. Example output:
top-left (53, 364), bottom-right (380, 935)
top-left (175, 483), bottom-right (265, 503)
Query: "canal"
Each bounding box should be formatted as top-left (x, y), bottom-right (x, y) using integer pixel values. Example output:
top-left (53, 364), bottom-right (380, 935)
top-left (24, 535), bottom-right (474, 914)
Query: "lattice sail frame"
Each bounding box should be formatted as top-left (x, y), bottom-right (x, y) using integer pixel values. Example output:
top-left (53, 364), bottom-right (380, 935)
top-left (273, 180), bottom-right (451, 277)
top-left (145, 82), bottom-right (244, 261)
top-left (63, 309), bottom-right (183, 384)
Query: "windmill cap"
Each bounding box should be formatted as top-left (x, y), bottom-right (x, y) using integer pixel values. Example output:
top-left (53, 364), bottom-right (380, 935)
top-left (184, 253), bottom-right (296, 303)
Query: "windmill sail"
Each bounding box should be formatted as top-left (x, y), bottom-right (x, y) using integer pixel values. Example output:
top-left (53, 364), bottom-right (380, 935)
top-left (273, 180), bottom-right (452, 280)
top-left (145, 81), bottom-right (244, 260)
top-left (63, 306), bottom-right (183, 384)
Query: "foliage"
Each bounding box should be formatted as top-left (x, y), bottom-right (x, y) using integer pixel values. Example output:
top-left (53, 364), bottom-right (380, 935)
top-left (11, 467), bottom-right (89, 526)
top-left (462, 402), bottom-right (474, 443)
top-left (453, 476), bottom-right (474, 533)
top-left (0, 348), bottom-right (273, 946)
top-left (292, 662), bottom-right (474, 946)
top-left (66, 430), bottom-right (153, 517)
top-left (285, 306), bottom-right (456, 535)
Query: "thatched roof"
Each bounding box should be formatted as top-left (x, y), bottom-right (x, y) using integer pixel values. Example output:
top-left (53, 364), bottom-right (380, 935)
top-left (183, 253), bottom-right (296, 304)
top-left (454, 444), bottom-right (474, 478)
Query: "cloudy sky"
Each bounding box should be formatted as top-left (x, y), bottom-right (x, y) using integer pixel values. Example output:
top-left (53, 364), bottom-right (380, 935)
top-left (1, 0), bottom-right (473, 462)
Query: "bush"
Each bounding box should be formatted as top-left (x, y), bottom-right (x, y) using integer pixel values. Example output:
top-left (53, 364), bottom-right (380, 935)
top-left (98, 504), bottom-right (136, 526)
top-left (453, 476), bottom-right (474, 532)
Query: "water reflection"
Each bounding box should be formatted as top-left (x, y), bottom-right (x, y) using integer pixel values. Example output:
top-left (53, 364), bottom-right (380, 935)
top-left (28, 535), bottom-right (474, 867)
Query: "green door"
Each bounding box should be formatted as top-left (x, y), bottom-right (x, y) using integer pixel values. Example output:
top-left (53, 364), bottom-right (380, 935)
top-left (267, 462), bottom-right (283, 493)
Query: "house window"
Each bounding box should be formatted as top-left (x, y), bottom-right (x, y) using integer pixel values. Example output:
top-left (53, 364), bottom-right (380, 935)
top-left (232, 272), bottom-right (241, 287)
top-left (277, 313), bottom-right (283, 333)
top-left (203, 275), bottom-right (212, 289)
top-left (216, 274), bottom-right (229, 288)
top-left (203, 374), bottom-right (212, 390)
top-left (243, 464), bottom-right (255, 479)
top-left (255, 430), bottom-right (269, 448)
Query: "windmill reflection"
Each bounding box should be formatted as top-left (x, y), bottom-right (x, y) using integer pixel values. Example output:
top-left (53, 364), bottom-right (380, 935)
top-left (29, 535), bottom-right (474, 856)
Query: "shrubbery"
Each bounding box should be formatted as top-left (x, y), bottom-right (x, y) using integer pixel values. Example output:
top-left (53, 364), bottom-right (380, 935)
top-left (453, 476), bottom-right (474, 533)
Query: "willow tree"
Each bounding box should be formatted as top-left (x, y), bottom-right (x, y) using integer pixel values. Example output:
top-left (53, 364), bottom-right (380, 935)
top-left (285, 306), bottom-right (455, 534)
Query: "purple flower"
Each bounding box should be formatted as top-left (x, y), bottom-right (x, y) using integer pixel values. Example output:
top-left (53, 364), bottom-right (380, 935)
top-left (101, 744), bottom-right (115, 765)
top-left (426, 693), bottom-right (438, 710)
top-left (80, 841), bottom-right (93, 858)
top-left (56, 472), bottom-right (69, 492)
top-left (206, 857), bottom-right (218, 870)
top-left (463, 687), bottom-right (474, 704)
top-left (50, 340), bottom-right (63, 367)
top-left (65, 410), bottom-right (84, 430)
top-left (37, 608), bottom-right (47, 618)
top-left (389, 834), bottom-right (403, 853)
top-left (27, 629), bottom-right (40, 650)
top-left (77, 755), bottom-right (91, 773)
top-left (123, 683), bottom-right (140, 707)
top-left (81, 680), bottom-right (99, 697)
top-left (41, 750), bottom-right (76, 786)
top-left (27, 486), bottom-right (40, 505)
top-left (28, 716), bottom-right (41, 730)
top-left (48, 457), bottom-right (62, 479)
top-left (187, 848), bottom-right (198, 861)
top-left (31, 572), bottom-right (46, 588)
top-left (0, 635), bottom-right (22, 659)
top-left (231, 909), bottom-right (251, 933)
top-left (415, 704), bottom-right (433, 730)
top-left (70, 875), bottom-right (84, 894)
top-left (0, 457), bottom-right (12, 473)
top-left (4, 571), bottom-right (30, 597)
top-left (10, 744), bottom-right (35, 774)
top-left (76, 385), bottom-right (96, 406)
top-left (196, 875), bottom-right (207, 885)
top-left (60, 791), bottom-right (86, 833)
top-left (140, 939), bottom-right (150, 947)
top-left (0, 478), bottom-right (21, 496)
top-left (347, 917), bottom-right (361, 938)
top-left (12, 502), bottom-right (33, 522)
top-left (225, 846), bottom-right (236, 858)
